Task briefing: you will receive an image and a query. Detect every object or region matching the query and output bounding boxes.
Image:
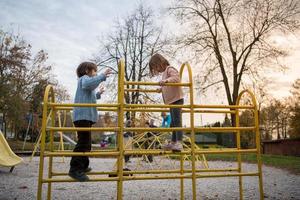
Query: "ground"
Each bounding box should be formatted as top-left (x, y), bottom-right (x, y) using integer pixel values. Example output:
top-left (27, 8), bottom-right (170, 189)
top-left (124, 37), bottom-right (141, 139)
top-left (0, 156), bottom-right (299, 200)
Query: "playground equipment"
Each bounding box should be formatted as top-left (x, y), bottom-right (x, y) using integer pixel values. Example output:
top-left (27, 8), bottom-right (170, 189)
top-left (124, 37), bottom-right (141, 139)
top-left (37, 59), bottom-right (264, 200)
top-left (0, 131), bottom-right (23, 172)
top-left (30, 111), bottom-right (68, 161)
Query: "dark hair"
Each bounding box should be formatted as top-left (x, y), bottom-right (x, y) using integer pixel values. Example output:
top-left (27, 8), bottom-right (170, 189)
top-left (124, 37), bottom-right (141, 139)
top-left (76, 62), bottom-right (97, 77)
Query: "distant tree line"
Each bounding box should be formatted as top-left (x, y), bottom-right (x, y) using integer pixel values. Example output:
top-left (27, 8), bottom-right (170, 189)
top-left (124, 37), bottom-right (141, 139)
top-left (0, 29), bottom-right (69, 139)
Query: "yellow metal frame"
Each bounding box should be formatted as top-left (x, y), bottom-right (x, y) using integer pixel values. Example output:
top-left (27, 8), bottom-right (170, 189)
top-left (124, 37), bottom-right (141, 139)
top-left (37, 59), bottom-right (264, 200)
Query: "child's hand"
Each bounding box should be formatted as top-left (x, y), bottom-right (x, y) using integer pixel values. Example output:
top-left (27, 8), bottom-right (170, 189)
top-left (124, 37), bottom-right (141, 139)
top-left (99, 86), bottom-right (105, 94)
top-left (104, 68), bottom-right (113, 77)
top-left (159, 79), bottom-right (168, 86)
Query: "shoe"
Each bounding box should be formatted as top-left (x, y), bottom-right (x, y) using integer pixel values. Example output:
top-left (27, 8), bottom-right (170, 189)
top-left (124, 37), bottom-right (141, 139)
top-left (162, 142), bottom-right (173, 151)
top-left (84, 167), bottom-right (92, 173)
top-left (171, 142), bottom-right (183, 152)
top-left (68, 170), bottom-right (89, 182)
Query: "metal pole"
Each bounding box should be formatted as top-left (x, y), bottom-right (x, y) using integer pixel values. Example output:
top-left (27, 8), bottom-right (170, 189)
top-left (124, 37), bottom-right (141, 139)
top-left (47, 87), bottom-right (56, 200)
top-left (37, 85), bottom-right (53, 200)
top-left (235, 105), bottom-right (243, 199)
top-left (117, 59), bottom-right (125, 200)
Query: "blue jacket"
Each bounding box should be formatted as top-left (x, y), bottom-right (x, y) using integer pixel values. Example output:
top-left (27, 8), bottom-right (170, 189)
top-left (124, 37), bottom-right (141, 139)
top-left (73, 74), bottom-right (106, 123)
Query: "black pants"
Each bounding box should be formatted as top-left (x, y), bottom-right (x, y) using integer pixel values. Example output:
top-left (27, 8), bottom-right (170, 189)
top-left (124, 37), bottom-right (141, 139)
top-left (70, 120), bottom-right (92, 172)
top-left (170, 99), bottom-right (184, 142)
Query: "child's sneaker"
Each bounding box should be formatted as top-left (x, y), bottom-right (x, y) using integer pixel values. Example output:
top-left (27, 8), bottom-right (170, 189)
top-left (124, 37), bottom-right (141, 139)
top-left (171, 142), bottom-right (183, 152)
top-left (162, 142), bottom-right (173, 151)
top-left (68, 170), bottom-right (89, 182)
top-left (84, 167), bottom-right (92, 173)
top-left (162, 142), bottom-right (183, 152)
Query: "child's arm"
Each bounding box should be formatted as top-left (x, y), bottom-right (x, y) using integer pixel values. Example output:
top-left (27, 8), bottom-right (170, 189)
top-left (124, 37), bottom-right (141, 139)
top-left (165, 67), bottom-right (180, 83)
top-left (159, 67), bottom-right (180, 86)
top-left (82, 69), bottom-right (112, 90)
top-left (82, 74), bottom-right (106, 90)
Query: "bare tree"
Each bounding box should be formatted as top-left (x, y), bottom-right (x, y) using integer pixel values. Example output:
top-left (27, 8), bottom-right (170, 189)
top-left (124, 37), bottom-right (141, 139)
top-left (94, 4), bottom-right (168, 122)
top-left (170, 0), bottom-right (300, 126)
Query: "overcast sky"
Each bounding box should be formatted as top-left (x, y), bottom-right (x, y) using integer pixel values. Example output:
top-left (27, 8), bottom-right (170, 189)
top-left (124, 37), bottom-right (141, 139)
top-left (1, 0), bottom-right (299, 124)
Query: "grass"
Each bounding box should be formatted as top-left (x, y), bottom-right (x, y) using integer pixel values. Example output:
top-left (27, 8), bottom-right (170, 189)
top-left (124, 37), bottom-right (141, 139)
top-left (206, 153), bottom-right (300, 174)
top-left (7, 139), bottom-right (74, 151)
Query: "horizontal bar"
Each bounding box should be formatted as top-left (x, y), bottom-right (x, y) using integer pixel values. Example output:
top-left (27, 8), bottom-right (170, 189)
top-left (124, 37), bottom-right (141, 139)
top-left (46, 126), bottom-right (256, 133)
top-left (55, 107), bottom-right (118, 112)
top-left (123, 175), bottom-right (189, 181)
top-left (194, 104), bottom-right (255, 109)
top-left (43, 177), bottom-right (119, 183)
top-left (124, 150), bottom-right (189, 155)
top-left (194, 127), bottom-right (256, 132)
top-left (125, 81), bottom-right (191, 87)
top-left (122, 168), bottom-right (239, 174)
top-left (125, 104), bottom-right (191, 108)
top-left (123, 127), bottom-right (255, 132)
top-left (46, 103), bottom-right (254, 110)
top-left (122, 172), bottom-right (259, 181)
top-left (124, 108), bottom-right (235, 114)
top-left (47, 127), bottom-right (120, 132)
top-left (194, 149), bottom-right (257, 154)
top-left (192, 109), bottom-right (236, 114)
top-left (124, 127), bottom-right (191, 132)
top-left (123, 149), bottom-right (257, 155)
top-left (49, 103), bottom-right (119, 108)
top-left (124, 89), bottom-right (161, 93)
top-left (44, 151), bottom-right (120, 157)
top-left (51, 168), bottom-right (239, 176)
top-left (195, 172), bottom-right (259, 178)
top-left (43, 172), bottom-right (259, 183)
top-left (124, 108), bottom-right (170, 112)
top-left (52, 171), bottom-right (117, 176)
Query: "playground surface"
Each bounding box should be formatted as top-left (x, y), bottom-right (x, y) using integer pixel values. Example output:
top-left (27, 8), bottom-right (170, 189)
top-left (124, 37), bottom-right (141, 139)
top-left (0, 157), bottom-right (299, 200)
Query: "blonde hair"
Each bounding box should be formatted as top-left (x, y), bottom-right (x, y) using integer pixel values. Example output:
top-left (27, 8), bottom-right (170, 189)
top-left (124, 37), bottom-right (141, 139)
top-left (149, 53), bottom-right (170, 76)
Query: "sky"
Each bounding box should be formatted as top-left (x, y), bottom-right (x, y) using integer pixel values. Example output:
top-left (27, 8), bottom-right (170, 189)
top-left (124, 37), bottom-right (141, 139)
top-left (1, 0), bottom-right (300, 125)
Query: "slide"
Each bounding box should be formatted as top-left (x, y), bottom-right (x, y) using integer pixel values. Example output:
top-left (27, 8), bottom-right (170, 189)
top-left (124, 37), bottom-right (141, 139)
top-left (62, 133), bottom-right (100, 148)
top-left (0, 131), bottom-right (23, 167)
top-left (62, 133), bottom-right (76, 145)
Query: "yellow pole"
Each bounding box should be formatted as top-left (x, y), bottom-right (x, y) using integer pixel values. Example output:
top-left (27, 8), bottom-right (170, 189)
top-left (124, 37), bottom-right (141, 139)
top-left (47, 87), bottom-right (55, 200)
top-left (237, 90), bottom-right (264, 199)
top-left (180, 154), bottom-right (184, 200)
top-left (37, 85), bottom-right (53, 200)
top-left (117, 59), bottom-right (125, 200)
top-left (180, 62), bottom-right (196, 200)
top-left (235, 105), bottom-right (243, 199)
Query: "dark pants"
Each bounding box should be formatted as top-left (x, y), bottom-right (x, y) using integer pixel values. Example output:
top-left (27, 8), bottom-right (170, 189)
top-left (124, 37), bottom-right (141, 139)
top-left (170, 99), bottom-right (184, 142)
top-left (70, 120), bottom-right (92, 172)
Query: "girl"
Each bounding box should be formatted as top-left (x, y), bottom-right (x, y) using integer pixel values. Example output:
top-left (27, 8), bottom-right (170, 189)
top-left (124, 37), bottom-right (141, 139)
top-left (69, 62), bottom-right (111, 181)
top-left (149, 53), bottom-right (184, 152)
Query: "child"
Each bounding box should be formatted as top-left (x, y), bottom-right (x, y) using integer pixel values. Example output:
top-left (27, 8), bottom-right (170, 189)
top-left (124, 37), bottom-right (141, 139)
top-left (149, 53), bottom-right (184, 152)
top-left (69, 62), bottom-right (111, 181)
